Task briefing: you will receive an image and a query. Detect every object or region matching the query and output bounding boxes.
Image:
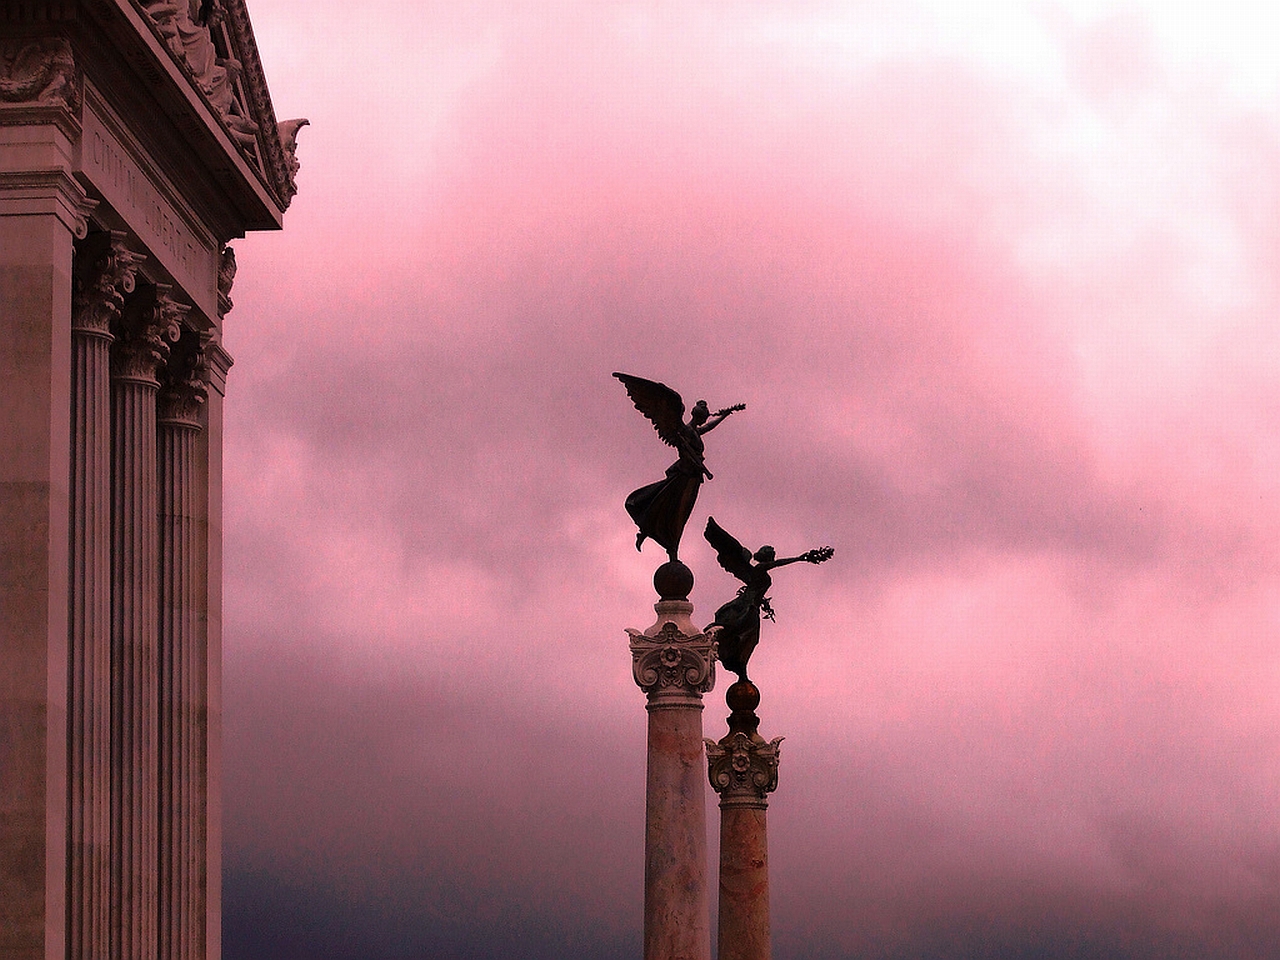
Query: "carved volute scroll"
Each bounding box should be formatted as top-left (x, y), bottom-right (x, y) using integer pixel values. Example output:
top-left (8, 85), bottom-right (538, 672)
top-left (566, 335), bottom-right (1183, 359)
top-left (629, 620), bottom-right (717, 702)
top-left (706, 733), bottom-right (782, 808)
top-left (73, 232), bottom-right (147, 339)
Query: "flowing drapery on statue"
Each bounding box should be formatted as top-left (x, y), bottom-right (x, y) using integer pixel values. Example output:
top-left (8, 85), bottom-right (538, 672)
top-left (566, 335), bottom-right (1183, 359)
top-left (704, 517), bottom-right (834, 681)
top-left (614, 372), bottom-right (744, 562)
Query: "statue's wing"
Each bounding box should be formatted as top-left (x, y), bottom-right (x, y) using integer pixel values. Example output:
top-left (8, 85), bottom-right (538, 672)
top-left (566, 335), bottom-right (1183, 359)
top-left (704, 516), bottom-right (754, 584)
top-left (613, 372), bottom-right (685, 449)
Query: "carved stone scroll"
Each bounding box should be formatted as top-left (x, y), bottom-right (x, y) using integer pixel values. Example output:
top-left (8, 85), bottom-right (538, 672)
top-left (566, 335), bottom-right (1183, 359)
top-left (629, 619), bottom-right (717, 700)
top-left (706, 732), bottom-right (782, 808)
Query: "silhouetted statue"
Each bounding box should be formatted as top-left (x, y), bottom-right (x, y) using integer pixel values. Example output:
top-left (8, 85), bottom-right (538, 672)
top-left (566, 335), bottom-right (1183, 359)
top-left (704, 516), bottom-right (833, 680)
top-left (614, 372), bottom-right (744, 562)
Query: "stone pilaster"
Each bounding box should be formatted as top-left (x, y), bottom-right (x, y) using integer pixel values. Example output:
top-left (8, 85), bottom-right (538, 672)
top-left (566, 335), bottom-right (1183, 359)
top-left (68, 229), bottom-right (144, 960)
top-left (0, 81), bottom-right (93, 954)
top-left (110, 284), bottom-right (180, 960)
top-left (628, 561), bottom-right (716, 960)
top-left (158, 327), bottom-right (207, 960)
top-left (705, 681), bottom-right (782, 960)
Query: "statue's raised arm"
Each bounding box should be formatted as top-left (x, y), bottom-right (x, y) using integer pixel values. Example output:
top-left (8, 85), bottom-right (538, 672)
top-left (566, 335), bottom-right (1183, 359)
top-left (704, 516), bottom-right (833, 681)
top-left (614, 373), bottom-right (744, 562)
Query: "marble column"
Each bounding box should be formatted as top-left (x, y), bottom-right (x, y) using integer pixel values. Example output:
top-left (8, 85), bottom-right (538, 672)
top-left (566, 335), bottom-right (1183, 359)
top-left (628, 561), bottom-right (717, 960)
top-left (110, 284), bottom-right (180, 960)
top-left (68, 230), bottom-right (143, 960)
top-left (705, 681), bottom-right (782, 960)
top-left (158, 326), bottom-right (205, 960)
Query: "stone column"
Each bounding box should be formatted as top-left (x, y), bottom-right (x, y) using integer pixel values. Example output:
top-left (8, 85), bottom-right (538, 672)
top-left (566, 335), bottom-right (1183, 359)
top-left (111, 284), bottom-right (180, 960)
top-left (68, 229), bottom-right (143, 960)
top-left (705, 681), bottom-right (782, 960)
top-left (628, 561), bottom-right (717, 960)
top-left (158, 326), bottom-right (205, 960)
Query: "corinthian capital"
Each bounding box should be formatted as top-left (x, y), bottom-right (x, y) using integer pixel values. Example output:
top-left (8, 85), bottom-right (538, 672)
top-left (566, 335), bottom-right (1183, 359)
top-left (73, 231), bottom-right (146, 338)
top-left (628, 619), bottom-right (717, 701)
top-left (159, 329), bottom-right (209, 429)
top-left (706, 732), bottom-right (782, 807)
top-left (113, 285), bottom-right (187, 385)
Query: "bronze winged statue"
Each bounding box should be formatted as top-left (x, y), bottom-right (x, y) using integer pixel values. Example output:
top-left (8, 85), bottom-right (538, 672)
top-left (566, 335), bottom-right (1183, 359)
top-left (704, 516), bottom-right (833, 680)
top-left (614, 372), bottom-right (744, 562)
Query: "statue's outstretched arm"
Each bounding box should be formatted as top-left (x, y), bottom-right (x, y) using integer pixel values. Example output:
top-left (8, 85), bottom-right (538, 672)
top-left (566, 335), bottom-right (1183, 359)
top-left (770, 546), bottom-right (835, 568)
top-left (695, 403), bottom-right (745, 435)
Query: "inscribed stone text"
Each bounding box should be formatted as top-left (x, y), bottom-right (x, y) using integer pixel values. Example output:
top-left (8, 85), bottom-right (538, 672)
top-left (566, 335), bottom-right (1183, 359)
top-left (80, 107), bottom-right (216, 317)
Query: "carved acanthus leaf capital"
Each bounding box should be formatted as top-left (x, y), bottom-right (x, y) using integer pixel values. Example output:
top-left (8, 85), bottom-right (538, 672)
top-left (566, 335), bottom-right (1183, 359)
top-left (73, 231), bottom-right (146, 338)
top-left (629, 620), bottom-right (717, 700)
top-left (159, 329), bottom-right (209, 428)
top-left (113, 286), bottom-right (187, 385)
top-left (0, 37), bottom-right (80, 111)
top-left (706, 732), bottom-right (782, 806)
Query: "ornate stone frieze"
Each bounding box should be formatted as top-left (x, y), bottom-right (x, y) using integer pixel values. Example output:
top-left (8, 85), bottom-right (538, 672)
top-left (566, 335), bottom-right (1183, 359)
top-left (132, 0), bottom-right (305, 207)
top-left (706, 732), bottom-right (782, 807)
top-left (629, 620), bottom-right (717, 699)
top-left (113, 285), bottom-right (187, 384)
top-left (137, 0), bottom-right (252, 136)
top-left (0, 36), bottom-right (80, 110)
top-left (72, 231), bottom-right (146, 338)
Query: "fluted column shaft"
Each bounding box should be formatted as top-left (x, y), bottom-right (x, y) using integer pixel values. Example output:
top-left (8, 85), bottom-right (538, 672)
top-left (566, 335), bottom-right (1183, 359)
top-left (158, 351), bottom-right (205, 960)
top-left (629, 582), bottom-right (716, 960)
top-left (111, 291), bottom-right (176, 960)
top-left (68, 230), bottom-right (141, 960)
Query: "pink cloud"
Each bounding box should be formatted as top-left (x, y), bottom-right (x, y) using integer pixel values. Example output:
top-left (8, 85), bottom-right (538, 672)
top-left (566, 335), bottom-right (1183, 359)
top-left (223, 4), bottom-right (1280, 957)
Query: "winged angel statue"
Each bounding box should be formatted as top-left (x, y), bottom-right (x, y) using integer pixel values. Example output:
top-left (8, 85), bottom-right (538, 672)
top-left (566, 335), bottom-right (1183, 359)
top-left (614, 372), bottom-right (744, 562)
top-left (704, 517), bottom-right (834, 681)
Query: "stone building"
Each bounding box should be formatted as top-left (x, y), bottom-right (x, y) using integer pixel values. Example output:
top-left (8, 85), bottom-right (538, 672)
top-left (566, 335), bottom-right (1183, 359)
top-left (0, 2), bottom-right (300, 958)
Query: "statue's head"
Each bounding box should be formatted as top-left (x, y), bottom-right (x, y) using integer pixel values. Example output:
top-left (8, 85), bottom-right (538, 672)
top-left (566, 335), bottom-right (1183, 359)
top-left (690, 400), bottom-right (710, 424)
top-left (754, 545), bottom-right (776, 564)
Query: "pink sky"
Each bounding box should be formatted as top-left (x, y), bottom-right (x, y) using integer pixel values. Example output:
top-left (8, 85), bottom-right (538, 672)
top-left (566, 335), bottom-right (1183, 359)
top-left (221, 3), bottom-right (1280, 957)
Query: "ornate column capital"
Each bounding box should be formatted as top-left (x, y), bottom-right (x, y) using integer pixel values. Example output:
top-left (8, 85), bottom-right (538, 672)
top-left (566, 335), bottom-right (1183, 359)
top-left (113, 285), bottom-right (187, 386)
top-left (628, 615), bottom-right (717, 705)
top-left (158, 330), bottom-right (208, 430)
top-left (706, 732), bottom-right (782, 809)
top-left (73, 231), bottom-right (146, 339)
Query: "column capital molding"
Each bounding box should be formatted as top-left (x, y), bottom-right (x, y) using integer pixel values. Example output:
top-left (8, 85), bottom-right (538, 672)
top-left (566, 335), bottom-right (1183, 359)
top-left (706, 731), bottom-right (782, 808)
top-left (73, 230), bottom-right (146, 339)
top-left (113, 284), bottom-right (186, 386)
top-left (629, 618), bottom-right (717, 703)
top-left (158, 328), bottom-right (208, 430)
